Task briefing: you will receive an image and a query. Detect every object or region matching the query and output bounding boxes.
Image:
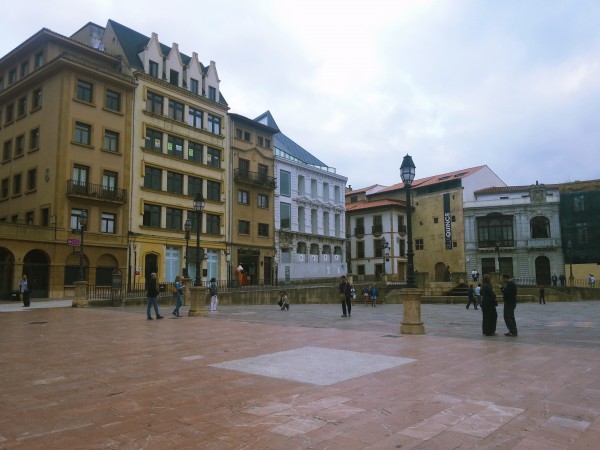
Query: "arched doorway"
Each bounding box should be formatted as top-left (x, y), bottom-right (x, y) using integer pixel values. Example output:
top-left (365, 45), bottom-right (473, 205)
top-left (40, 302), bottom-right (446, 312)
top-left (23, 250), bottom-right (50, 298)
top-left (96, 254), bottom-right (118, 286)
top-left (435, 262), bottom-right (447, 282)
top-left (535, 256), bottom-right (551, 286)
top-left (0, 248), bottom-right (15, 299)
top-left (145, 253), bottom-right (159, 282)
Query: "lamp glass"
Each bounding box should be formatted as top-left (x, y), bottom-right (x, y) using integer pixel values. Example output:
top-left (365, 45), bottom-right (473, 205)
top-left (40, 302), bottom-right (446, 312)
top-left (78, 210), bottom-right (88, 228)
top-left (184, 218), bottom-right (192, 232)
top-left (400, 154), bottom-right (416, 185)
top-left (193, 193), bottom-right (205, 212)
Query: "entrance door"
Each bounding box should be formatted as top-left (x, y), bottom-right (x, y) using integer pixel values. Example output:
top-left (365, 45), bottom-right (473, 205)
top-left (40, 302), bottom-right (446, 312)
top-left (264, 257), bottom-right (272, 285)
top-left (145, 254), bottom-right (158, 281)
top-left (535, 256), bottom-right (551, 285)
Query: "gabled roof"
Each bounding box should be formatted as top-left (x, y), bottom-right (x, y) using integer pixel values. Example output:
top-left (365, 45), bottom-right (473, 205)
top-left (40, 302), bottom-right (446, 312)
top-left (345, 184), bottom-right (386, 196)
top-left (255, 111), bottom-right (330, 169)
top-left (345, 199), bottom-right (408, 212)
top-left (475, 183), bottom-right (560, 195)
top-left (377, 165), bottom-right (488, 193)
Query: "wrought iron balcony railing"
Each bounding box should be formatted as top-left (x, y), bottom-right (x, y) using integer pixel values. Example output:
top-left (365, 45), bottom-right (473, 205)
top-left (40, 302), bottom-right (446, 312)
top-left (66, 180), bottom-right (127, 204)
top-left (234, 169), bottom-right (276, 189)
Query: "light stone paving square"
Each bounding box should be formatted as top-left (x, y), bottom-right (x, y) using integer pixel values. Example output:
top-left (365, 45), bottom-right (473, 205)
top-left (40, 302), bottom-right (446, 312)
top-left (210, 346), bottom-right (416, 386)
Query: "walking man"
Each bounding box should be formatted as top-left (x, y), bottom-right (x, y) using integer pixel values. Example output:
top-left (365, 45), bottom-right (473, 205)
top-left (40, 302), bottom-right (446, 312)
top-left (500, 273), bottom-right (518, 336)
top-left (339, 276), bottom-right (352, 317)
top-left (539, 286), bottom-right (545, 304)
top-left (466, 284), bottom-right (477, 309)
top-left (19, 274), bottom-right (30, 307)
top-left (146, 273), bottom-right (164, 320)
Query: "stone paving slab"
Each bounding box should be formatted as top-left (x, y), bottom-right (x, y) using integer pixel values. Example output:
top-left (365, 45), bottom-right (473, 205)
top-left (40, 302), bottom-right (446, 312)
top-left (0, 300), bottom-right (599, 448)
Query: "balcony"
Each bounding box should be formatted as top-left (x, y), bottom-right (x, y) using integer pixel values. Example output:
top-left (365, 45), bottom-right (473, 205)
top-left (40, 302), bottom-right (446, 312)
top-left (234, 169), bottom-right (276, 189)
top-left (66, 180), bottom-right (127, 204)
top-left (354, 226), bottom-right (365, 238)
top-left (372, 224), bottom-right (383, 236)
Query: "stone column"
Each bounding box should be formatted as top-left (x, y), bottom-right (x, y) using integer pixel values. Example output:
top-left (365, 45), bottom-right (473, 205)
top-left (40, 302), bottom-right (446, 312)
top-left (72, 281), bottom-right (89, 307)
top-left (188, 285), bottom-right (208, 317)
top-left (400, 288), bottom-right (425, 334)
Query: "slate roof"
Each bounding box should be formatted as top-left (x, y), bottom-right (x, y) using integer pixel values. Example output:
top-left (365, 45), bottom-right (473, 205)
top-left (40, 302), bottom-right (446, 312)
top-left (374, 165), bottom-right (488, 193)
top-left (345, 199), bottom-right (408, 212)
top-left (255, 111), bottom-right (330, 169)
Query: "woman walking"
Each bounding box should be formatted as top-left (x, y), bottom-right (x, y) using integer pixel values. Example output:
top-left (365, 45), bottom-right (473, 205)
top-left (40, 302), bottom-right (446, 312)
top-left (172, 275), bottom-right (184, 317)
top-left (481, 274), bottom-right (498, 336)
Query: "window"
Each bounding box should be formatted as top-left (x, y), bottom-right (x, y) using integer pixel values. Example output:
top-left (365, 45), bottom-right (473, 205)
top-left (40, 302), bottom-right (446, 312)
top-left (190, 78), bottom-right (199, 94)
top-left (311, 179), bottom-right (317, 198)
top-left (101, 213), bottom-right (116, 234)
top-left (5, 103), bottom-right (14, 123)
top-left (188, 107), bottom-right (202, 128)
top-left (243, 131), bottom-right (251, 141)
top-left (323, 212), bottom-right (330, 236)
top-left (206, 180), bottom-right (220, 201)
top-left (167, 171), bottom-right (183, 194)
top-left (149, 60), bottom-right (159, 78)
top-left (188, 176), bottom-right (202, 197)
top-left (76, 80), bottom-right (93, 103)
top-left (143, 204), bottom-right (161, 227)
top-left (334, 186), bottom-right (341, 203)
top-left (166, 207), bottom-right (183, 230)
top-left (207, 114), bottom-right (221, 134)
top-left (281, 248), bottom-right (291, 264)
top-left (168, 99), bottom-right (184, 121)
top-left (72, 164), bottom-right (88, 191)
top-left (239, 158), bottom-right (250, 177)
top-left (70, 208), bottom-right (88, 231)
top-left (1, 178), bottom-right (8, 199)
top-left (477, 213), bottom-right (514, 247)
top-left (102, 171), bottom-right (117, 192)
top-left (357, 241), bottom-right (365, 258)
top-left (20, 61), bottom-right (29, 77)
top-left (146, 91), bottom-right (163, 114)
top-left (3, 140), bottom-right (12, 161)
top-left (323, 182), bottom-right (329, 201)
top-left (530, 216), bottom-right (550, 239)
top-left (280, 202), bottom-right (291, 229)
top-left (206, 213), bottom-right (220, 234)
top-left (34, 51), bottom-right (44, 68)
top-left (573, 195), bottom-right (584, 212)
top-left (9, 69), bottom-right (17, 84)
top-left (258, 194), bottom-right (268, 208)
top-left (206, 147), bottom-right (221, 168)
top-left (32, 88), bottom-right (42, 109)
top-left (17, 96), bottom-right (27, 117)
top-left (258, 223), bottom-right (269, 237)
top-left (415, 239), bottom-right (424, 250)
top-left (265, 138), bottom-right (271, 148)
top-left (235, 128), bottom-right (243, 139)
top-left (103, 130), bottom-right (119, 152)
top-left (433, 217), bottom-right (439, 224)
top-left (26, 168), bottom-right (36, 191)
top-left (74, 122), bottom-right (91, 145)
top-left (25, 211), bottom-right (34, 224)
top-left (41, 207), bottom-right (50, 226)
top-left (311, 209), bottom-right (317, 233)
top-left (13, 173), bottom-right (22, 196)
top-left (30, 128), bottom-right (40, 150)
top-left (105, 90), bottom-right (121, 111)
top-left (169, 69), bottom-right (179, 86)
top-left (208, 86), bottom-right (217, 101)
top-left (144, 166), bottom-right (162, 190)
top-left (335, 214), bottom-right (341, 237)
top-left (257, 136), bottom-right (264, 146)
top-left (298, 175), bottom-right (305, 195)
top-left (239, 220), bottom-right (250, 235)
top-left (167, 135), bottom-right (184, 158)
top-left (280, 170), bottom-right (291, 196)
top-left (15, 135), bottom-right (25, 157)
top-left (0, 76), bottom-right (3, 92)
top-left (238, 190), bottom-right (249, 205)
top-left (145, 128), bottom-right (162, 152)
top-left (188, 141), bottom-right (202, 163)
top-left (258, 164), bottom-right (268, 183)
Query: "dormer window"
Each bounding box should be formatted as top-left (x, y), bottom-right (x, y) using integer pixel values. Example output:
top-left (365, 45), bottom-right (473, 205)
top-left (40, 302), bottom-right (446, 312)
top-left (169, 69), bottom-right (179, 86)
top-left (190, 78), bottom-right (199, 94)
top-left (149, 60), bottom-right (159, 78)
top-left (208, 86), bottom-right (217, 101)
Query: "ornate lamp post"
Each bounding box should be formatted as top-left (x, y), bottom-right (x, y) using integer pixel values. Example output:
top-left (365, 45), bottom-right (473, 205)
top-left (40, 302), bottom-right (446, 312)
top-left (184, 219), bottom-right (191, 278)
top-left (567, 239), bottom-right (574, 286)
top-left (400, 154), bottom-right (416, 288)
top-left (193, 193), bottom-right (205, 286)
top-left (78, 211), bottom-right (88, 281)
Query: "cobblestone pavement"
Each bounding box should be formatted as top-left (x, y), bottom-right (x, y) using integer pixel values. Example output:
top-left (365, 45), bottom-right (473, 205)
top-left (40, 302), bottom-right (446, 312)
top-left (0, 299), bottom-right (599, 449)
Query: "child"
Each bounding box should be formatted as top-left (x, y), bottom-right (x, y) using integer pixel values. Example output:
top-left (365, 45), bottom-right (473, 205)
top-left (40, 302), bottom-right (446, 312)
top-left (209, 278), bottom-right (218, 311)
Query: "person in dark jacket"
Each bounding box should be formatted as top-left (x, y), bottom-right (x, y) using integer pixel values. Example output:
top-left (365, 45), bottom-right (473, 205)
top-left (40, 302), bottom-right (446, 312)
top-left (466, 284), bottom-right (477, 310)
top-left (501, 273), bottom-right (518, 336)
top-left (339, 276), bottom-right (352, 317)
top-left (481, 274), bottom-right (497, 336)
top-left (146, 273), bottom-right (164, 320)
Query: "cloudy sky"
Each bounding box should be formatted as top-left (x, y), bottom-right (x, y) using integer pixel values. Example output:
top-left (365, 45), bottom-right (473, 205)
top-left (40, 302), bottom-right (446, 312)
top-left (2, 0), bottom-right (599, 189)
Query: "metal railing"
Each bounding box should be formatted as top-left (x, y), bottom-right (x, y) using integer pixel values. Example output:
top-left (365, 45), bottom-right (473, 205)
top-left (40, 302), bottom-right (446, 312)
top-left (66, 180), bottom-right (127, 203)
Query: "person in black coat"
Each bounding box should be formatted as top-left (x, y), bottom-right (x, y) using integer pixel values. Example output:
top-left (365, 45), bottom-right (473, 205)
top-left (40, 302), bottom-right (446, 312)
top-left (481, 274), bottom-right (497, 336)
top-left (501, 273), bottom-right (518, 336)
top-left (339, 276), bottom-right (352, 317)
top-left (146, 272), bottom-right (164, 320)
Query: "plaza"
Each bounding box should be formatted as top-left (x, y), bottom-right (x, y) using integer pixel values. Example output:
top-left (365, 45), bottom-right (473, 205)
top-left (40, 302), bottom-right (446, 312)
top-left (1, 299), bottom-right (599, 449)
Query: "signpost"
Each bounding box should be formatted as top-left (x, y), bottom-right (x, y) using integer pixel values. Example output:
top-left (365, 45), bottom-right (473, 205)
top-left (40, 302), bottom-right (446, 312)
top-left (67, 238), bottom-right (81, 247)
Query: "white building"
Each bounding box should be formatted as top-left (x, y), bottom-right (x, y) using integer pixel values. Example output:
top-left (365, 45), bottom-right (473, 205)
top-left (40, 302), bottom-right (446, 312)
top-left (255, 112), bottom-right (347, 282)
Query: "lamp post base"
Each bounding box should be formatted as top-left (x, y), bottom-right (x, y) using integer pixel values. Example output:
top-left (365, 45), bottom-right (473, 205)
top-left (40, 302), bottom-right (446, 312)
top-left (187, 286), bottom-right (208, 317)
top-left (71, 281), bottom-right (89, 307)
top-left (400, 288), bottom-right (425, 335)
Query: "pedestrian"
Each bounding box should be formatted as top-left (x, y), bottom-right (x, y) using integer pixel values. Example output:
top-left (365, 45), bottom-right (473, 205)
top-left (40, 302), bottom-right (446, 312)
top-left (589, 274), bottom-right (596, 288)
top-left (277, 290), bottom-right (289, 310)
top-left (501, 273), bottom-right (518, 336)
top-left (209, 277), bottom-right (218, 311)
top-left (350, 285), bottom-right (356, 305)
top-left (172, 275), bottom-right (184, 317)
top-left (551, 274), bottom-right (558, 287)
top-left (146, 273), bottom-right (164, 320)
top-left (539, 286), bottom-right (545, 304)
top-left (559, 274), bottom-right (566, 287)
top-left (19, 274), bottom-right (30, 307)
top-left (471, 269), bottom-right (477, 282)
top-left (481, 274), bottom-right (497, 336)
top-left (466, 284), bottom-right (477, 309)
top-left (362, 286), bottom-right (370, 305)
top-left (339, 275), bottom-right (352, 317)
top-left (475, 283), bottom-right (482, 309)
top-left (236, 264), bottom-right (244, 286)
top-left (370, 285), bottom-right (378, 307)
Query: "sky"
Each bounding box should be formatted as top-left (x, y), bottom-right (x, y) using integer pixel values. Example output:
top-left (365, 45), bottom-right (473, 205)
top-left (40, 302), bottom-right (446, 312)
top-left (2, 0), bottom-right (600, 189)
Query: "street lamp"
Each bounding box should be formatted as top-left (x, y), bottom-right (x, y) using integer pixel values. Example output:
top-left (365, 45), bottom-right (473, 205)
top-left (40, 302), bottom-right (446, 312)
top-left (495, 241), bottom-right (501, 273)
top-left (193, 193), bottom-right (205, 286)
top-left (381, 238), bottom-right (390, 276)
top-left (400, 154), bottom-right (416, 288)
top-left (78, 210), bottom-right (88, 281)
top-left (567, 239), bottom-right (574, 286)
top-left (184, 219), bottom-right (191, 278)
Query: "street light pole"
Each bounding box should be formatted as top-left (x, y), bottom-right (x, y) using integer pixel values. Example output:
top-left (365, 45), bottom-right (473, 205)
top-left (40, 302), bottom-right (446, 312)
top-left (400, 154), bottom-right (416, 288)
top-left (567, 239), bottom-right (574, 286)
top-left (495, 241), bottom-right (501, 273)
top-left (78, 211), bottom-right (88, 281)
top-left (382, 238), bottom-right (389, 276)
top-left (184, 219), bottom-right (191, 278)
top-left (193, 193), bottom-right (205, 286)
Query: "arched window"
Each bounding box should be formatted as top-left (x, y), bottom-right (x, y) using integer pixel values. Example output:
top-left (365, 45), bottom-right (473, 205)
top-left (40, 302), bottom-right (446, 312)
top-left (477, 213), bottom-right (514, 247)
top-left (530, 216), bottom-right (550, 239)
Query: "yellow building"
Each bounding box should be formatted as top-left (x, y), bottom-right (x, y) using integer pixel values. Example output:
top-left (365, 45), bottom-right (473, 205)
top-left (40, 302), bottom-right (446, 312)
top-left (0, 28), bottom-right (136, 298)
top-left (228, 113), bottom-right (278, 285)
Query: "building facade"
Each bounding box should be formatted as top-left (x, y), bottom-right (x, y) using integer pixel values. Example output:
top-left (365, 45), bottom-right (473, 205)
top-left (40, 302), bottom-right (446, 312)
top-left (0, 28), bottom-right (136, 298)
top-left (256, 112), bottom-right (347, 282)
